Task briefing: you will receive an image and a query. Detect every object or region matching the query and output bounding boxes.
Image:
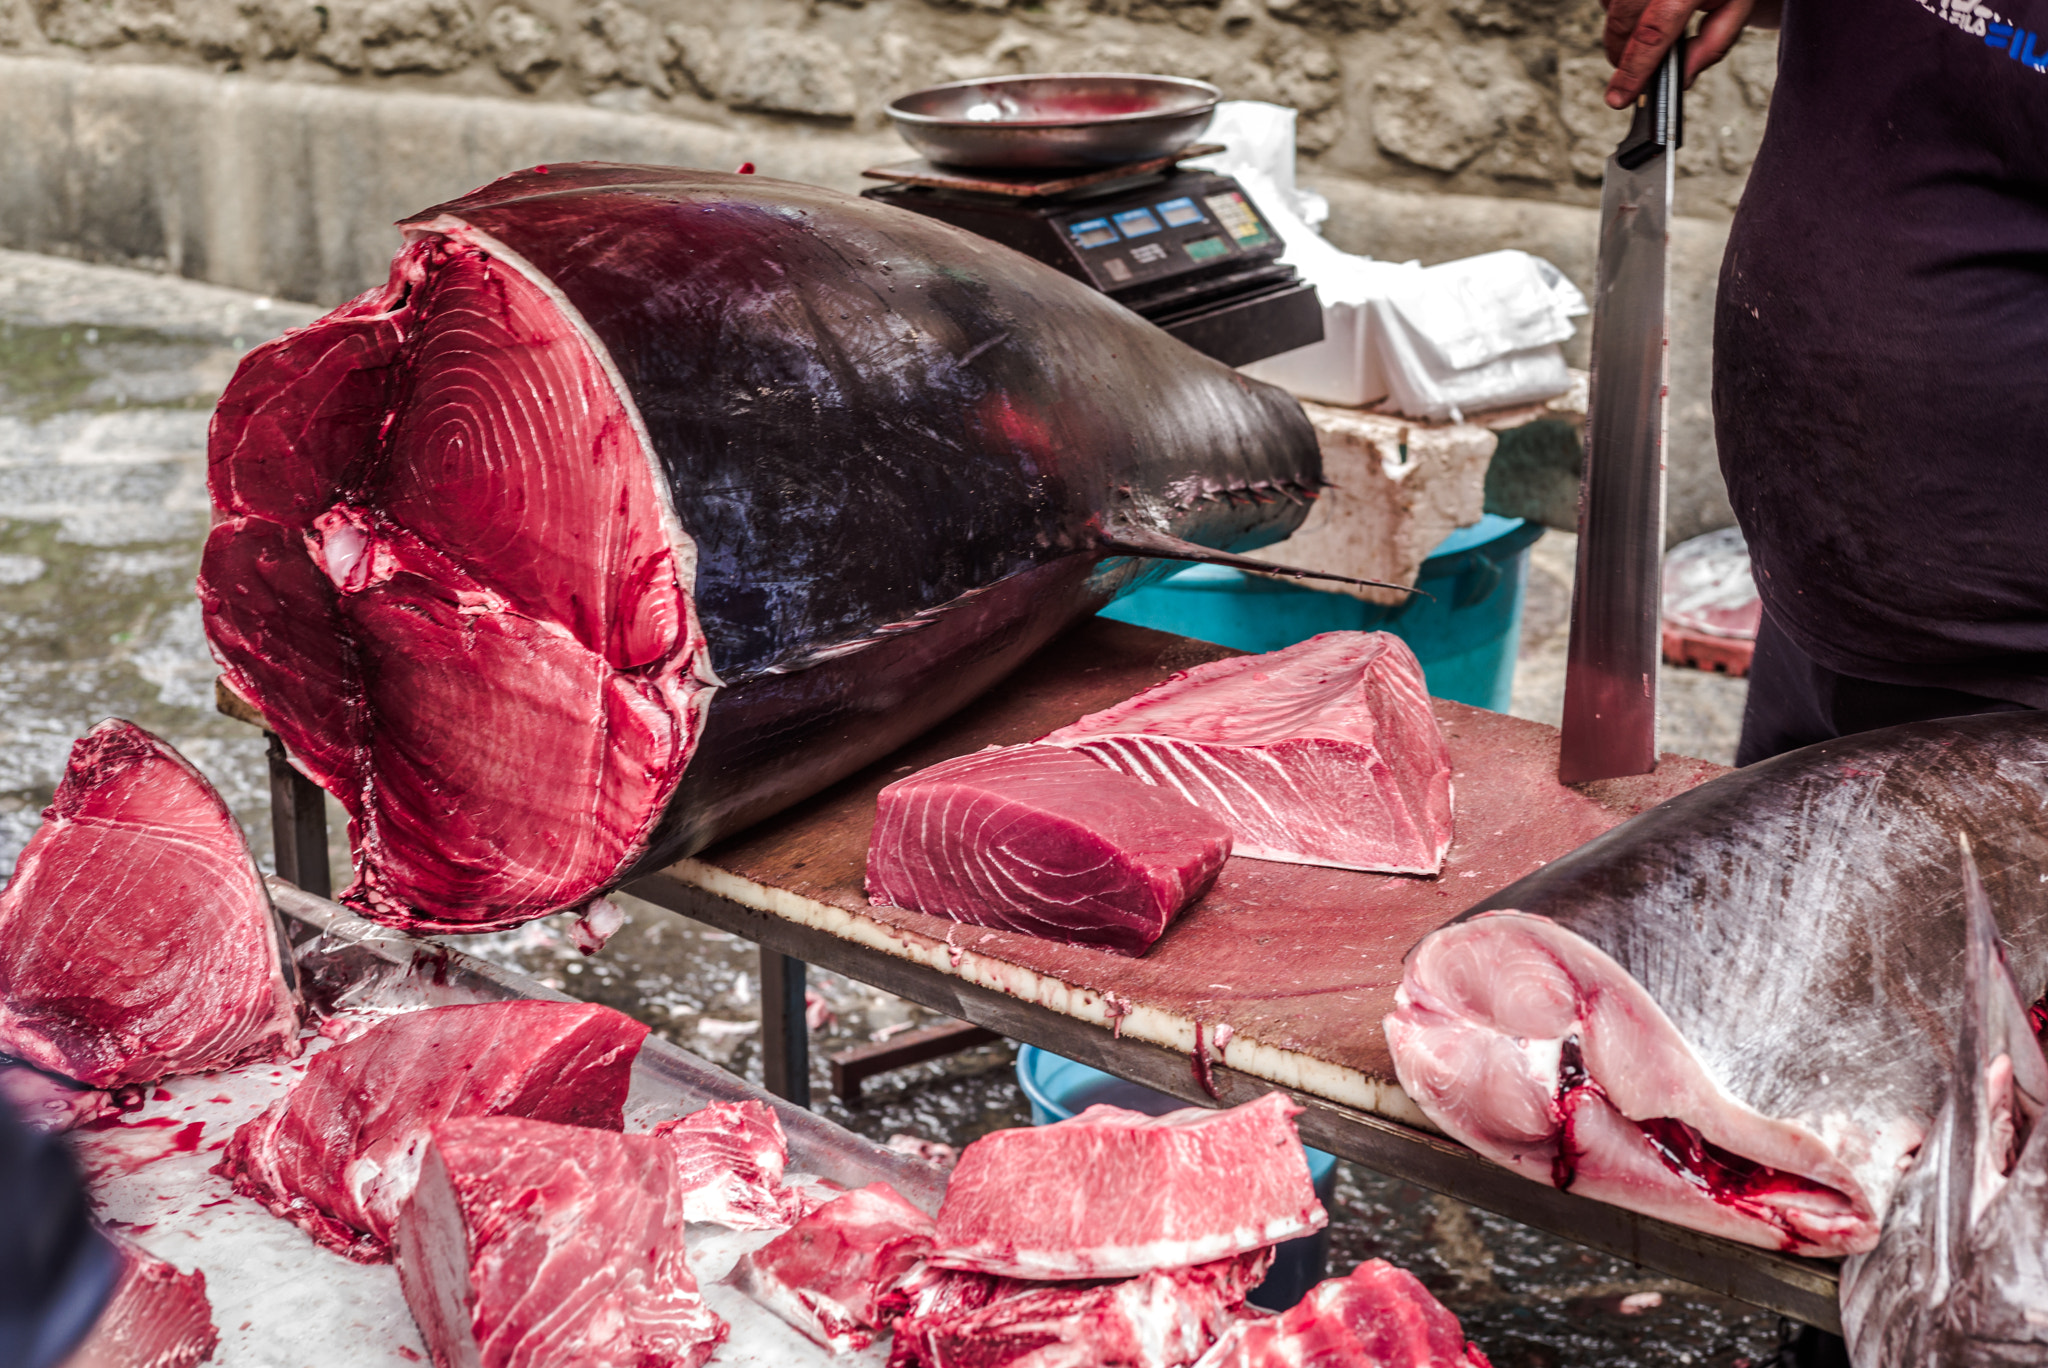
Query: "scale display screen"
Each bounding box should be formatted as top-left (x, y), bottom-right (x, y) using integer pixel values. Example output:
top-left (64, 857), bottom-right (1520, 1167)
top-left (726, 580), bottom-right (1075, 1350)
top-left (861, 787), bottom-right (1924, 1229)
top-left (1156, 197), bottom-right (1204, 228)
top-left (1067, 218), bottom-right (1118, 249)
top-left (1112, 207), bottom-right (1162, 238)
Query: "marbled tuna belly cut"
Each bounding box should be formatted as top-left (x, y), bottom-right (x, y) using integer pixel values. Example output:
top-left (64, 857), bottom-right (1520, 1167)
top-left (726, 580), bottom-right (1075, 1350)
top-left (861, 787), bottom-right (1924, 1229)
top-left (1386, 911), bottom-right (1873, 1254)
top-left (865, 744), bottom-right (1232, 955)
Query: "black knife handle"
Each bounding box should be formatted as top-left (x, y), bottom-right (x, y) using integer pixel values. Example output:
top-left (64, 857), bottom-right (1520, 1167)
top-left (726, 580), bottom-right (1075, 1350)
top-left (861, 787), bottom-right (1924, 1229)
top-left (1615, 36), bottom-right (1685, 171)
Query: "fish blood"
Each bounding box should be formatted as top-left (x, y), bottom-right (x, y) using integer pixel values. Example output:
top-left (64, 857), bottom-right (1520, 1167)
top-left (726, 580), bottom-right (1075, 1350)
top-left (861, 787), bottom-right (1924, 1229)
top-left (217, 1000), bottom-right (647, 1262)
top-left (1387, 713), bottom-right (2048, 1256)
top-left (893, 1250), bottom-right (1272, 1368)
top-left (200, 164), bottom-right (1321, 934)
top-left (931, 1092), bottom-right (1327, 1281)
top-left (866, 745), bottom-right (1232, 955)
top-left (651, 1098), bottom-right (809, 1229)
top-left (1042, 632), bottom-right (1455, 875)
top-left (727, 1182), bottom-right (936, 1353)
top-left (0, 720), bottom-right (297, 1089)
top-left (395, 1116), bottom-right (727, 1368)
top-left (1193, 1259), bottom-right (1491, 1368)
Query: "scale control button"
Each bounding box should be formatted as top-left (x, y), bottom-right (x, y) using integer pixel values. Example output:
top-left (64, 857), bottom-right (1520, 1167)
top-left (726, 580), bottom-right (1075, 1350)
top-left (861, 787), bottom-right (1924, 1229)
top-left (1101, 257), bottom-right (1134, 283)
top-left (1112, 207), bottom-right (1162, 238)
top-left (1067, 218), bottom-right (1118, 250)
top-left (1203, 192), bottom-right (1273, 248)
top-left (1156, 197), bottom-right (1204, 228)
top-left (1182, 235), bottom-right (1232, 263)
top-left (1130, 242), bottom-right (1168, 265)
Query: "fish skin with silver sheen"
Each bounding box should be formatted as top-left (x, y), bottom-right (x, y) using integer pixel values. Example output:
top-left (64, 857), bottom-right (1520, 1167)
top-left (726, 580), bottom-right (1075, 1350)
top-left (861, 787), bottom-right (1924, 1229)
top-left (1387, 714), bottom-right (2048, 1257)
top-left (1839, 847), bottom-right (2048, 1367)
top-left (199, 162), bottom-right (1324, 934)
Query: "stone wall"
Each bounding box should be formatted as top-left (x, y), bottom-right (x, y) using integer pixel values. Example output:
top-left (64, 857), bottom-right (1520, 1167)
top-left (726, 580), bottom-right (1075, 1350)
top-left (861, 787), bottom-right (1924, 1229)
top-left (0, 0), bottom-right (1777, 538)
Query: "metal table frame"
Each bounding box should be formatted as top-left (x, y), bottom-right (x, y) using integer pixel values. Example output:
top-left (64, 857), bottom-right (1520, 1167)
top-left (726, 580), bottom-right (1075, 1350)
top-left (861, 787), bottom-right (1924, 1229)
top-left (254, 734), bottom-right (1842, 1332)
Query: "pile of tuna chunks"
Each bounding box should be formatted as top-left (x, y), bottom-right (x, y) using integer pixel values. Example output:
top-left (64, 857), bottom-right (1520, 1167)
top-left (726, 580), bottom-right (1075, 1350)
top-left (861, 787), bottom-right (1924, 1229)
top-left (0, 717), bottom-right (1487, 1368)
top-left (866, 631), bottom-right (1456, 955)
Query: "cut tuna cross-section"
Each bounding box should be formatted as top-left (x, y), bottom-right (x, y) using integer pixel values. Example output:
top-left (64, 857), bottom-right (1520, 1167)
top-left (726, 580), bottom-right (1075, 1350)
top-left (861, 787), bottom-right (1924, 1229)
top-left (1193, 1259), bottom-right (1491, 1367)
top-left (217, 1000), bottom-right (647, 1262)
top-left (396, 1116), bottom-right (728, 1368)
top-left (652, 1098), bottom-right (807, 1229)
top-left (1042, 632), bottom-right (1454, 876)
top-left (727, 1181), bottom-right (935, 1353)
top-left (931, 1092), bottom-right (1327, 1281)
top-left (865, 744), bottom-right (1232, 955)
top-left (0, 719), bottom-right (297, 1089)
top-left (68, 1230), bottom-right (222, 1368)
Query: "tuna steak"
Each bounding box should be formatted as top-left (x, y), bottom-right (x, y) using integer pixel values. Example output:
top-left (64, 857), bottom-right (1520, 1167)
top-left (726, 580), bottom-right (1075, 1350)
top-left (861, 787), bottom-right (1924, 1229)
top-left (892, 1250), bottom-right (1272, 1368)
top-left (395, 1116), bottom-right (728, 1368)
top-left (1385, 714), bottom-right (2048, 1256)
top-left (218, 1000), bottom-right (646, 1262)
top-left (651, 1098), bottom-right (806, 1229)
top-left (1839, 846), bottom-right (2048, 1366)
top-left (1040, 631), bottom-right (1454, 875)
top-left (726, 1181), bottom-right (935, 1353)
top-left (1192, 1259), bottom-right (1491, 1368)
top-left (199, 162), bottom-right (1325, 933)
top-left (71, 1231), bottom-right (221, 1368)
top-left (865, 745), bottom-right (1233, 955)
top-left (0, 719), bottom-right (296, 1088)
top-left (931, 1092), bottom-right (1326, 1280)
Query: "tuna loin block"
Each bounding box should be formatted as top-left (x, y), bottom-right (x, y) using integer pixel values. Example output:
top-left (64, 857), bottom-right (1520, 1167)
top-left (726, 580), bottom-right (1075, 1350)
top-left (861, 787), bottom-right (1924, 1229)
top-left (727, 1182), bottom-right (935, 1353)
top-left (866, 745), bottom-right (1231, 955)
top-left (0, 720), bottom-right (296, 1088)
top-left (71, 1231), bottom-right (221, 1368)
top-left (218, 1001), bottom-right (646, 1262)
top-left (894, 1250), bottom-right (1271, 1368)
top-left (652, 1098), bottom-right (806, 1229)
top-left (1194, 1259), bottom-right (1491, 1367)
top-left (1042, 632), bottom-right (1454, 875)
top-left (396, 1117), bottom-right (727, 1368)
top-left (932, 1092), bottom-right (1326, 1280)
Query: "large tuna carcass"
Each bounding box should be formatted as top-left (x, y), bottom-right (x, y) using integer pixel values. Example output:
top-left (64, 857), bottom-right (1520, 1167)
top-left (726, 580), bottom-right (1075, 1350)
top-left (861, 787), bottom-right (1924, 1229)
top-left (200, 163), bottom-right (1326, 933)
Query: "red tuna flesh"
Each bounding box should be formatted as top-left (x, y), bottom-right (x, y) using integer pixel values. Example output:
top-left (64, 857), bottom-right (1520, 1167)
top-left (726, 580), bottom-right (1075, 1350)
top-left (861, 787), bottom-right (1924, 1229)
top-left (69, 1230), bottom-right (221, 1368)
top-left (651, 1098), bottom-right (807, 1229)
top-left (865, 745), bottom-right (1232, 955)
top-left (0, 1063), bottom-right (117, 1133)
top-left (395, 1116), bottom-right (727, 1368)
top-left (1041, 632), bottom-right (1453, 876)
top-left (217, 1000), bottom-right (646, 1262)
top-left (893, 1250), bottom-right (1271, 1368)
top-left (930, 1092), bottom-right (1326, 1281)
top-left (1193, 1259), bottom-right (1491, 1368)
top-left (0, 720), bottom-right (297, 1088)
top-left (726, 1181), bottom-right (935, 1353)
top-left (200, 164), bottom-right (1321, 933)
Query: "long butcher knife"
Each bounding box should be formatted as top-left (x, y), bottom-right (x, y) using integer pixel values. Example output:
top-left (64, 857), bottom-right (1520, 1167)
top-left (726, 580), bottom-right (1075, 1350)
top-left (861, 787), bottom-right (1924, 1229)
top-left (1558, 43), bottom-right (1683, 784)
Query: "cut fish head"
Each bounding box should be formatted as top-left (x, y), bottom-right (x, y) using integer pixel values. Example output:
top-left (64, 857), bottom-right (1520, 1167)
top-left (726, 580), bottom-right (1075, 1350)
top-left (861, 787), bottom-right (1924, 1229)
top-left (1840, 838), bottom-right (2048, 1366)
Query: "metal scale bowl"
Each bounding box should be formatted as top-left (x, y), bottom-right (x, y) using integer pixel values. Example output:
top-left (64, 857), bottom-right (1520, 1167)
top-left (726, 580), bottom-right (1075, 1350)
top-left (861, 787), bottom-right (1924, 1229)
top-left (866, 74), bottom-right (1324, 368)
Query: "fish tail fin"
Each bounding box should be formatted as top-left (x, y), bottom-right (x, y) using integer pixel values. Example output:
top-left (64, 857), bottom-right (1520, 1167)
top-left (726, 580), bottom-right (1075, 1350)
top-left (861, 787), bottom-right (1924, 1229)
top-left (1095, 522), bottom-right (1428, 598)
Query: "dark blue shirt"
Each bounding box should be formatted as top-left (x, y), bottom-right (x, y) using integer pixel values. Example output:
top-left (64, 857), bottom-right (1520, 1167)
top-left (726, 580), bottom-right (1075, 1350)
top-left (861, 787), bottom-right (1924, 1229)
top-left (1716, 0), bottom-right (2048, 703)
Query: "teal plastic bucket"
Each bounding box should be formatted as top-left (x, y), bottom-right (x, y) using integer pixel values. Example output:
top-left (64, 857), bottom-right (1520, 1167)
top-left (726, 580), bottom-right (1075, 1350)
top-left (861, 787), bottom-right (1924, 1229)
top-left (1099, 514), bottom-right (1543, 712)
top-left (1015, 1045), bottom-right (1336, 1311)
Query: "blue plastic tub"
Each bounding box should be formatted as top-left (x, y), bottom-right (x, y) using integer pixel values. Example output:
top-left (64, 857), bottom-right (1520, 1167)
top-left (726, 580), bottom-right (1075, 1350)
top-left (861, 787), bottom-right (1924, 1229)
top-left (1099, 514), bottom-right (1544, 712)
top-left (1015, 1044), bottom-right (1335, 1311)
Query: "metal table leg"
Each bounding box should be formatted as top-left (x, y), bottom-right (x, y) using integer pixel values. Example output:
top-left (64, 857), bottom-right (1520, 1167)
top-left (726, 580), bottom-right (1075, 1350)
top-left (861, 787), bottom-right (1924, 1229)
top-left (760, 949), bottom-right (810, 1108)
top-left (266, 733), bottom-right (330, 898)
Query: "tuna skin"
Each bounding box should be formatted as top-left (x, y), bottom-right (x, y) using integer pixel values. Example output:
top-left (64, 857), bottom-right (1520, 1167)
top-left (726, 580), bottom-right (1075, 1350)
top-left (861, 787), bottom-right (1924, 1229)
top-left (200, 163), bottom-right (1321, 934)
top-left (217, 1000), bottom-right (647, 1263)
top-left (865, 745), bottom-right (1234, 955)
top-left (395, 1116), bottom-right (727, 1368)
top-left (931, 1092), bottom-right (1327, 1281)
top-left (0, 719), bottom-right (298, 1089)
top-left (1040, 631), bottom-right (1455, 876)
top-left (1385, 713), bottom-right (2048, 1257)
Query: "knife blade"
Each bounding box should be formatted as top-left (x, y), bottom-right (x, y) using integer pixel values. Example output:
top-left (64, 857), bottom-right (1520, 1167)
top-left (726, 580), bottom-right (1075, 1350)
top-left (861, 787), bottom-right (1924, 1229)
top-left (1557, 42), bottom-right (1683, 784)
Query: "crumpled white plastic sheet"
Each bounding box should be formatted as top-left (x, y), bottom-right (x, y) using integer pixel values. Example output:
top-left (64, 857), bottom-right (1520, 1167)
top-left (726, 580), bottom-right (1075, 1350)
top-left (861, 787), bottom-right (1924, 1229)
top-left (1198, 102), bottom-right (1586, 421)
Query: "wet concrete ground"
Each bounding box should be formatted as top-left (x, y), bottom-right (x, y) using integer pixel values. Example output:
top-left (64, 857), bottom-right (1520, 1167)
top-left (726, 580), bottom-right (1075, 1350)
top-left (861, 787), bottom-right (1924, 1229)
top-left (0, 249), bottom-right (1776, 1367)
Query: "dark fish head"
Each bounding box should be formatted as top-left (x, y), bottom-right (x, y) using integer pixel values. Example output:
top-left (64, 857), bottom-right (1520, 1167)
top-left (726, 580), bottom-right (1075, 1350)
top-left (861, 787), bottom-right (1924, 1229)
top-left (1841, 838), bottom-right (2048, 1365)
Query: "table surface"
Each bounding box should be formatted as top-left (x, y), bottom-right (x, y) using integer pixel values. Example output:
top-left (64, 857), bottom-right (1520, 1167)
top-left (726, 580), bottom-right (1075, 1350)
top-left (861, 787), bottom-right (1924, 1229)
top-left (628, 617), bottom-right (1845, 1330)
